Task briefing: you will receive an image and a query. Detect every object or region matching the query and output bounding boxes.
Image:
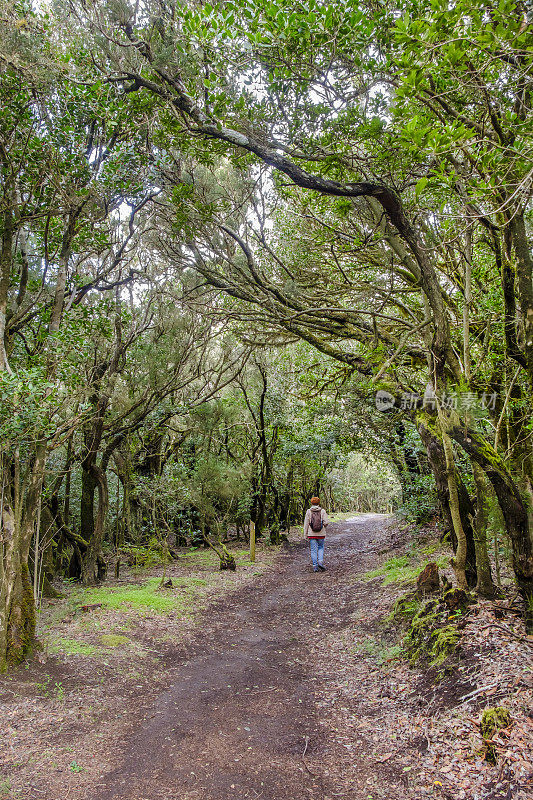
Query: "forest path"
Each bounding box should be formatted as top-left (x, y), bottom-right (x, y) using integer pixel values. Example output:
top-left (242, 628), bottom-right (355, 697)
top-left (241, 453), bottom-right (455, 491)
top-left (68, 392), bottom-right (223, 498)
top-left (93, 513), bottom-right (394, 800)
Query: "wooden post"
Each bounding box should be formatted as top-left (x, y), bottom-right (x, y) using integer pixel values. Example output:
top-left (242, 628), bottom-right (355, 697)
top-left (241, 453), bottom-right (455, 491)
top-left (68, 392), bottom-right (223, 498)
top-left (250, 520), bottom-right (256, 563)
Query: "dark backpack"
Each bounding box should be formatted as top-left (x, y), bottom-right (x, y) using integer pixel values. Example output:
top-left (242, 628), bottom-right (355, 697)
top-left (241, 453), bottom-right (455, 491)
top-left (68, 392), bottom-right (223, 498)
top-left (309, 508), bottom-right (323, 532)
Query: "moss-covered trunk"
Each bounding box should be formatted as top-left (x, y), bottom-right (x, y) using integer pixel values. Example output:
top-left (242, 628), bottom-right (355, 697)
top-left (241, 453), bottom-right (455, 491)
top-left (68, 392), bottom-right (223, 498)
top-left (0, 506), bottom-right (34, 670)
top-left (36, 506), bottom-right (63, 599)
top-left (2, 557), bottom-right (36, 667)
top-left (80, 400), bottom-right (109, 585)
top-left (0, 444), bottom-right (45, 670)
top-left (471, 464), bottom-right (496, 598)
top-left (418, 422), bottom-right (477, 586)
top-left (80, 457), bottom-right (97, 545)
top-left (448, 424), bottom-right (533, 630)
top-left (441, 430), bottom-right (468, 590)
top-left (81, 464), bottom-right (108, 585)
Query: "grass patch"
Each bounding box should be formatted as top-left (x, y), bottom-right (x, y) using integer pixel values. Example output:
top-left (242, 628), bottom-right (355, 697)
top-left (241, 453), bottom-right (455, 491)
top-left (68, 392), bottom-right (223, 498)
top-left (364, 555), bottom-right (420, 585)
top-left (354, 636), bottom-right (403, 665)
top-left (74, 577), bottom-right (192, 614)
top-left (100, 634), bottom-right (130, 648)
top-left (364, 550), bottom-right (448, 586)
top-left (420, 543), bottom-right (441, 557)
top-left (232, 548), bottom-right (251, 562)
top-left (48, 638), bottom-right (97, 656)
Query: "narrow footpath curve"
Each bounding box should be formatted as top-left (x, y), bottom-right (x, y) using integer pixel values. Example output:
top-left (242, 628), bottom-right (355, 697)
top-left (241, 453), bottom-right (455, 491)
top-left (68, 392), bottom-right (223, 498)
top-left (93, 514), bottom-right (395, 800)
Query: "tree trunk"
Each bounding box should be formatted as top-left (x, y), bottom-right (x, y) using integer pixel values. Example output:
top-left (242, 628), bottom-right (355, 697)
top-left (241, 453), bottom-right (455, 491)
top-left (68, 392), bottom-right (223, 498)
top-left (463, 226), bottom-right (472, 383)
top-left (2, 547), bottom-right (35, 668)
top-left (114, 450), bottom-right (138, 544)
top-left (440, 430), bottom-right (468, 589)
top-left (508, 212), bottom-right (533, 383)
top-left (79, 396), bottom-right (109, 584)
top-left (418, 422), bottom-right (477, 586)
top-left (0, 444), bottom-right (45, 670)
top-left (81, 464), bottom-right (108, 584)
top-left (471, 464), bottom-right (497, 598)
top-left (63, 430), bottom-right (74, 526)
top-left (80, 463), bottom-right (97, 554)
top-left (0, 199), bottom-right (14, 373)
top-left (440, 420), bottom-right (533, 630)
top-left (33, 506), bottom-right (60, 599)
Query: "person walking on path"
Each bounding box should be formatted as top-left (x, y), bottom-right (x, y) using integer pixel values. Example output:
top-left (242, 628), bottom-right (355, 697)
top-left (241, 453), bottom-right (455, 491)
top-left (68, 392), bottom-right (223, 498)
top-left (304, 496), bottom-right (329, 572)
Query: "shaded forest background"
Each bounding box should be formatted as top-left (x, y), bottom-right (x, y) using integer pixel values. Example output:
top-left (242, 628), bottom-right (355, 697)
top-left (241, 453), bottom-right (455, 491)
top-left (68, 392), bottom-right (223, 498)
top-left (1, 0), bottom-right (532, 670)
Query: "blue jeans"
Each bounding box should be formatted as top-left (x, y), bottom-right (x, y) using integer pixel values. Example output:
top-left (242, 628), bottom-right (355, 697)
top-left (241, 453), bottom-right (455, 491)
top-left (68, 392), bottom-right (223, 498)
top-left (309, 538), bottom-right (325, 567)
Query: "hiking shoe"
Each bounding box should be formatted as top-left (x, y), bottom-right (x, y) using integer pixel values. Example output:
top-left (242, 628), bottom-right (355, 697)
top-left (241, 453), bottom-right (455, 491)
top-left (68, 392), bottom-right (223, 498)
top-left (313, 566), bottom-right (319, 572)
top-left (317, 564), bottom-right (326, 571)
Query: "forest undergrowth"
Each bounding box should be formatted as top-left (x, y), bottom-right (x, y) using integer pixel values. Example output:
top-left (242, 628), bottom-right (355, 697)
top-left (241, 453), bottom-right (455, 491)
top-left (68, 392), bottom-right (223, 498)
top-left (0, 540), bottom-right (277, 799)
top-left (1, 516), bottom-right (531, 800)
top-left (311, 519), bottom-right (533, 800)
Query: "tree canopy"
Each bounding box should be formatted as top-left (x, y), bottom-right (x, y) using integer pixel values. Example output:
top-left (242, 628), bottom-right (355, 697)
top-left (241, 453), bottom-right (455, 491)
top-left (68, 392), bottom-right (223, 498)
top-left (1, 0), bottom-right (532, 668)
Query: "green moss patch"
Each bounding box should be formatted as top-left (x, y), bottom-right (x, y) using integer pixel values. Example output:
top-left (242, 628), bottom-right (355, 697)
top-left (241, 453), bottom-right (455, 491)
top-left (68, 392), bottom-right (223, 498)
top-left (404, 599), bottom-right (463, 668)
top-left (120, 539), bottom-right (172, 569)
top-left (481, 706), bottom-right (512, 739)
top-left (75, 577), bottom-right (193, 615)
top-left (48, 638), bottom-right (97, 656)
top-left (430, 625), bottom-right (462, 666)
top-left (100, 634), bottom-right (130, 648)
top-left (480, 706), bottom-right (512, 763)
top-left (387, 593), bottom-right (421, 623)
top-left (384, 581), bottom-right (474, 677)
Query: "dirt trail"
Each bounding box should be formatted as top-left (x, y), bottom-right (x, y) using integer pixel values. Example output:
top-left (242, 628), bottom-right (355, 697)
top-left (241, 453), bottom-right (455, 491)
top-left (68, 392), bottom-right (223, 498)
top-left (92, 514), bottom-right (393, 800)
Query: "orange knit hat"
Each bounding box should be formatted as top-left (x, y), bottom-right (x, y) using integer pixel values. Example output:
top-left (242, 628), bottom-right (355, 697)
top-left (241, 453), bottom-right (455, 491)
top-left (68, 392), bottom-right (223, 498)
top-left (311, 496), bottom-right (320, 505)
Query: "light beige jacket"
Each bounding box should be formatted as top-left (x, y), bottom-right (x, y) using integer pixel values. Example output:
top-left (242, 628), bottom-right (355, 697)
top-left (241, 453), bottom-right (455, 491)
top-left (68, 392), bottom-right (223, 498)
top-left (304, 505), bottom-right (329, 538)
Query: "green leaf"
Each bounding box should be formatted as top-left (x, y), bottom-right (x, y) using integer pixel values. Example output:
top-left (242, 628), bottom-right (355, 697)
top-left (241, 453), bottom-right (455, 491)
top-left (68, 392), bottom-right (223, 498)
top-left (415, 177), bottom-right (428, 197)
